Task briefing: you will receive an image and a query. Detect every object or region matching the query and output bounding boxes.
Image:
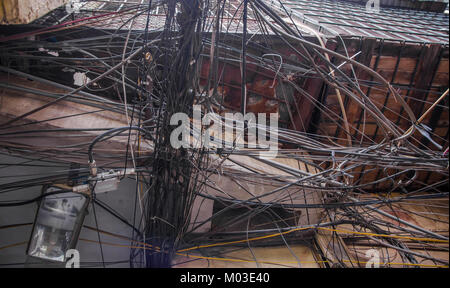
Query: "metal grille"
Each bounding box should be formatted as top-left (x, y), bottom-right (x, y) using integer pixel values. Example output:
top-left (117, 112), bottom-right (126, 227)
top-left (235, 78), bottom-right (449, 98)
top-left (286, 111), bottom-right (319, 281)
top-left (282, 0), bottom-right (449, 43)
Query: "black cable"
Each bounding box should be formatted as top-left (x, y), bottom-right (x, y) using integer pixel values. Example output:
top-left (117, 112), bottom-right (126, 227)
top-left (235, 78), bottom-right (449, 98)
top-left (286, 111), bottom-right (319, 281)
top-left (88, 126), bottom-right (153, 163)
top-left (93, 198), bottom-right (142, 237)
top-left (0, 189), bottom-right (75, 207)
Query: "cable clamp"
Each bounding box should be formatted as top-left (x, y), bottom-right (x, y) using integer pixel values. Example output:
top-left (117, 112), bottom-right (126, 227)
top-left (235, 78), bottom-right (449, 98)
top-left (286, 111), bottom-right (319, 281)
top-left (89, 160), bottom-right (97, 177)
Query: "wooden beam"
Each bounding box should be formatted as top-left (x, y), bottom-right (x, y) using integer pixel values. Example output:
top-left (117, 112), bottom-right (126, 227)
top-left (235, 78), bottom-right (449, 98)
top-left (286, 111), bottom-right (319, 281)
top-left (408, 43), bottom-right (443, 120)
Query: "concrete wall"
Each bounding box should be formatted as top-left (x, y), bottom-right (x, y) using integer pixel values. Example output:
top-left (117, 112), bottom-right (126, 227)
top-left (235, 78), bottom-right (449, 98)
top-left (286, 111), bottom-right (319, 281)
top-left (0, 0), bottom-right (69, 25)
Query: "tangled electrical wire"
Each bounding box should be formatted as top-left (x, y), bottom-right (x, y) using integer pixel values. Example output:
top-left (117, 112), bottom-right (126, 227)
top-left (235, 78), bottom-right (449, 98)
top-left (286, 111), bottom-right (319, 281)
top-left (0, 0), bottom-right (448, 268)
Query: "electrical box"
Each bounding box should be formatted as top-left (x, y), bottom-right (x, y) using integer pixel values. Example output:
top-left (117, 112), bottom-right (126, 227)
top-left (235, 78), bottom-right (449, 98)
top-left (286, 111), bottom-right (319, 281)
top-left (27, 186), bottom-right (89, 263)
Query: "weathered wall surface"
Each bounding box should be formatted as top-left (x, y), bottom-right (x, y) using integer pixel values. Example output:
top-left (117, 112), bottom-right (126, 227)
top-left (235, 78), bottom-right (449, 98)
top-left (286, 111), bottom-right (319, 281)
top-left (0, 0), bottom-right (68, 25)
